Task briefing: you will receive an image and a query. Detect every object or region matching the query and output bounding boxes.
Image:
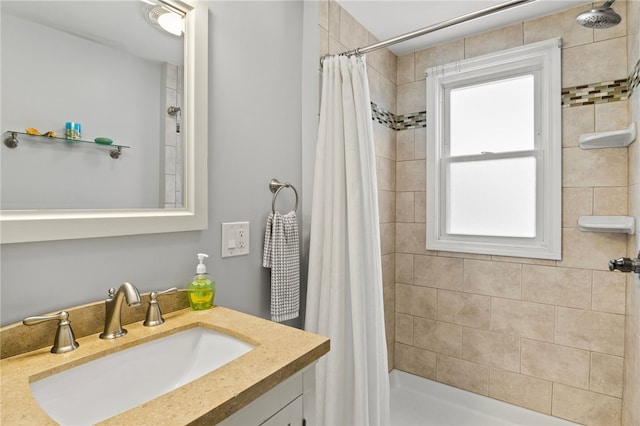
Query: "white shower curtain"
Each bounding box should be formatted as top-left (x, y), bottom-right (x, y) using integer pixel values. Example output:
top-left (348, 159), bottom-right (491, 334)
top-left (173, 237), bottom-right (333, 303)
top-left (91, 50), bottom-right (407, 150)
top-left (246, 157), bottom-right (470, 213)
top-left (305, 55), bottom-right (390, 426)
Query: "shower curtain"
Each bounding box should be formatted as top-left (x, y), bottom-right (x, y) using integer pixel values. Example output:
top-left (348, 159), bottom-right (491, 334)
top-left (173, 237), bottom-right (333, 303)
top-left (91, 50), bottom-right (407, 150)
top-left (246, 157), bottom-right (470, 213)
top-left (305, 55), bottom-right (390, 425)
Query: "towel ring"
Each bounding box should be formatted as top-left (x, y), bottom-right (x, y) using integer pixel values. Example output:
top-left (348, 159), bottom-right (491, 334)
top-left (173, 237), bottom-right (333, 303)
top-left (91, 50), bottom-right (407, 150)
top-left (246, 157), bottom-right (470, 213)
top-left (269, 178), bottom-right (298, 214)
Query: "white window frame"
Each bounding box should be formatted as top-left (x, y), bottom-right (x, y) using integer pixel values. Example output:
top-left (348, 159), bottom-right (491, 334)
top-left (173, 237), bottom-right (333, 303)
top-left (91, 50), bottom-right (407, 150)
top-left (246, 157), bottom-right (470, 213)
top-left (426, 38), bottom-right (562, 260)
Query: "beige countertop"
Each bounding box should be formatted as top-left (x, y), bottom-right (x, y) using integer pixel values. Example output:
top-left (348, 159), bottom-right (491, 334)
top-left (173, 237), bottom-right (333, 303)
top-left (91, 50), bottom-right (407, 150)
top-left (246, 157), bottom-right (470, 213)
top-left (0, 306), bottom-right (329, 425)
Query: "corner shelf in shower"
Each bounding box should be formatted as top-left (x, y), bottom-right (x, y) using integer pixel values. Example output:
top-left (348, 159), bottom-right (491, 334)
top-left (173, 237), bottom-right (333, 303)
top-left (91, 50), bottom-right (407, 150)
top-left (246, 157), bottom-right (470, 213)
top-left (578, 215), bottom-right (635, 235)
top-left (2, 131), bottom-right (129, 159)
top-left (579, 122), bottom-right (636, 149)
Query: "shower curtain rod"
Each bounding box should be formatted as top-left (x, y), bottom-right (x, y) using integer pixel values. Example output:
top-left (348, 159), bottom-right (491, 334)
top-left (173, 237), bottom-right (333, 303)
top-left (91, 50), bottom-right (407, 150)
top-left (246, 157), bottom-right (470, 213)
top-left (333, 0), bottom-right (536, 58)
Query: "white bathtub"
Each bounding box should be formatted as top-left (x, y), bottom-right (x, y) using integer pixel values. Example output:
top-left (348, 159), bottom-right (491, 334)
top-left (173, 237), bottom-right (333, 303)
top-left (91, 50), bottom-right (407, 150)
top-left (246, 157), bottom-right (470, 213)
top-left (390, 370), bottom-right (578, 426)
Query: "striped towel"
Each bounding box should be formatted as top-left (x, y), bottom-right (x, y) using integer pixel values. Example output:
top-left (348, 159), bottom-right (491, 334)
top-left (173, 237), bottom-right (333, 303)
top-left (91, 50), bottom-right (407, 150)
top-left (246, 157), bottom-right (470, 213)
top-left (262, 211), bottom-right (300, 322)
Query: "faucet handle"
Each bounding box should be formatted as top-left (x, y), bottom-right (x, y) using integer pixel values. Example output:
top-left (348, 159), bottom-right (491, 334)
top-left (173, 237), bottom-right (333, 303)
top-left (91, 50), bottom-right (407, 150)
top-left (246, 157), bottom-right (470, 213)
top-left (23, 311), bottom-right (79, 354)
top-left (143, 287), bottom-right (178, 327)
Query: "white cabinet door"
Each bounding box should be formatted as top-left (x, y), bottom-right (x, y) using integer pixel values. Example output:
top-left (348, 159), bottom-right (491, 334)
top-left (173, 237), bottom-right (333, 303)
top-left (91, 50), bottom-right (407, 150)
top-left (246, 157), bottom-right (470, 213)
top-left (260, 395), bottom-right (303, 426)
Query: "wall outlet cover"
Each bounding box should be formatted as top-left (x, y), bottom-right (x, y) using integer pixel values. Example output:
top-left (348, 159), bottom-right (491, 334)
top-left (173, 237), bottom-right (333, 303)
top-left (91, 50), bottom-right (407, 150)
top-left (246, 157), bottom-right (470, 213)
top-left (221, 222), bottom-right (250, 258)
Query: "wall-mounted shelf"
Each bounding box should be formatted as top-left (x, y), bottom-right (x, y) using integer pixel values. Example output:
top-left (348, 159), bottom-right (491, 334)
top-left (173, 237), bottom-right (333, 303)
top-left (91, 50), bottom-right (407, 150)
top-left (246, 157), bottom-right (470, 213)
top-left (579, 122), bottom-right (636, 149)
top-left (578, 215), bottom-right (635, 234)
top-left (3, 131), bottom-right (129, 159)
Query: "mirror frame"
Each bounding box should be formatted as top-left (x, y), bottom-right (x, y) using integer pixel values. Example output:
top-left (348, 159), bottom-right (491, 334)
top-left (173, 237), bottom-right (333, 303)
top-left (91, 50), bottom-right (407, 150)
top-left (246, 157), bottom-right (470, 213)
top-left (0, 0), bottom-right (208, 244)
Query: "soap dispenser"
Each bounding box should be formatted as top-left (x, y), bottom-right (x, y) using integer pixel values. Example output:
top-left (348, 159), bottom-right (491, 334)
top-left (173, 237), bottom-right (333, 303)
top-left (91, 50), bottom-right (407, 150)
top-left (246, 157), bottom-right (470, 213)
top-left (187, 253), bottom-right (215, 310)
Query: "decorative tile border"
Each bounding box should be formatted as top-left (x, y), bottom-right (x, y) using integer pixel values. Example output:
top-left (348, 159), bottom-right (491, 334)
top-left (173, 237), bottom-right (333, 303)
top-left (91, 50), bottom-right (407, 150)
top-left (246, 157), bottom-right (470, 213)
top-left (371, 103), bottom-right (427, 130)
top-left (561, 79), bottom-right (628, 108)
top-left (629, 58), bottom-right (640, 98)
top-left (373, 65), bottom-right (640, 131)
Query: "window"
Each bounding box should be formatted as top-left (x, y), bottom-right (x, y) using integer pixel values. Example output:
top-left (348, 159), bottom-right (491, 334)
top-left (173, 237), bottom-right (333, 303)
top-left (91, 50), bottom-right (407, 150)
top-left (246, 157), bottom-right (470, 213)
top-left (426, 38), bottom-right (561, 259)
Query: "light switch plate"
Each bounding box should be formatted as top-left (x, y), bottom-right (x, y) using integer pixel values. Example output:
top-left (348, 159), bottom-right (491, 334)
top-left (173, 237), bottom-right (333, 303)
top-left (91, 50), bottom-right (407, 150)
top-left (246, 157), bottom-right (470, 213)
top-left (221, 222), bottom-right (250, 258)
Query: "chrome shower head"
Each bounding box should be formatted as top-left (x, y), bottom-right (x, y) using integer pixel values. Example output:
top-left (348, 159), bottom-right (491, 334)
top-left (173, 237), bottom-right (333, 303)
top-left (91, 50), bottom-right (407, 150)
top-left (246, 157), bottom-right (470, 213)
top-left (576, 0), bottom-right (622, 29)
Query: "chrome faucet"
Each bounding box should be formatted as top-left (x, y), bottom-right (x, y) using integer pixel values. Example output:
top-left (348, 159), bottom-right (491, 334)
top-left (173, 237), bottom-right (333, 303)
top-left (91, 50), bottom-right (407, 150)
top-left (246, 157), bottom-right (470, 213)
top-left (99, 282), bottom-right (141, 339)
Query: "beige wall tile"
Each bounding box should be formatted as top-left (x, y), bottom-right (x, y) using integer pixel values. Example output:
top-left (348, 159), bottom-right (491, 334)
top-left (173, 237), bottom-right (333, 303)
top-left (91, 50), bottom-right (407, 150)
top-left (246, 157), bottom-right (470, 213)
top-left (521, 264), bottom-right (592, 309)
top-left (591, 352), bottom-right (624, 398)
top-left (328, 0), bottom-right (340, 40)
top-left (397, 53), bottom-right (415, 85)
top-left (338, 6), bottom-right (367, 50)
top-left (463, 259), bottom-right (521, 299)
top-left (396, 129), bottom-right (414, 161)
top-left (436, 354), bottom-right (489, 395)
top-left (593, 186), bottom-right (627, 216)
top-left (552, 383), bottom-right (622, 426)
top-left (366, 35), bottom-right (396, 83)
top-left (629, 0), bottom-right (640, 70)
top-left (489, 368), bottom-right (552, 414)
top-left (555, 306), bottom-right (625, 356)
top-left (415, 39), bottom-right (465, 81)
top-left (396, 283), bottom-right (437, 320)
top-left (442, 252), bottom-right (491, 261)
top-left (368, 68), bottom-right (382, 108)
top-left (414, 128), bottom-right (426, 160)
top-left (377, 190), bottom-right (395, 224)
top-left (379, 72), bottom-right (397, 115)
top-left (521, 339), bottom-right (590, 389)
top-left (376, 156), bottom-right (395, 192)
top-left (629, 132), bottom-right (640, 186)
top-left (592, 270), bottom-right (626, 314)
top-left (396, 192), bottom-right (414, 223)
top-left (379, 223), bottom-right (394, 256)
top-left (464, 23), bottom-right (523, 59)
top-left (563, 187), bottom-right (593, 228)
top-left (491, 298), bottom-right (555, 342)
top-left (319, 27), bottom-right (329, 59)
top-left (396, 160), bottom-right (425, 192)
top-left (414, 255), bottom-right (463, 291)
top-left (397, 80), bottom-right (426, 115)
top-left (414, 191), bottom-right (426, 223)
top-left (396, 223), bottom-right (432, 255)
top-left (414, 318), bottom-right (462, 357)
top-left (595, 100), bottom-right (630, 132)
top-left (562, 37), bottom-right (628, 87)
top-left (373, 121), bottom-right (396, 161)
top-left (563, 147), bottom-right (628, 188)
top-left (328, 36), bottom-right (347, 56)
top-left (524, 3), bottom-right (593, 48)
top-left (318, 0), bottom-right (328, 31)
top-left (562, 104), bottom-right (594, 148)
top-left (395, 342), bottom-right (436, 380)
top-left (462, 328), bottom-right (520, 372)
top-left (594, 0), bottom-right (627, 42)
top-left (489, 255), bottom-right (556, 266)
top-left (438, 290), bottom-right (491, 330)
top-left (395, 313), bottom-right (413, 345)
top-left (559, 227), bottom-right (628, 271)
top-left (395, 253), bottom-right (413, 284)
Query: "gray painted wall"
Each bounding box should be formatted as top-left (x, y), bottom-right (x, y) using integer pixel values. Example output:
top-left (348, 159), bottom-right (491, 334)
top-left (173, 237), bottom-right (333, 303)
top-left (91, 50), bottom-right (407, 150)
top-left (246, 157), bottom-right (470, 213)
top-left (0, 1), bottom-right (310, 327)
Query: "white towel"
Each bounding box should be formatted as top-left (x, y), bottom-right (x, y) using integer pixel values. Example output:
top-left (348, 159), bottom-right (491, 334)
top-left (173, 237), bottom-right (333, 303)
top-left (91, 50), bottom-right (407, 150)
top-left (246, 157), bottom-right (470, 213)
top-left (263, 211), bottom-right (300, 322)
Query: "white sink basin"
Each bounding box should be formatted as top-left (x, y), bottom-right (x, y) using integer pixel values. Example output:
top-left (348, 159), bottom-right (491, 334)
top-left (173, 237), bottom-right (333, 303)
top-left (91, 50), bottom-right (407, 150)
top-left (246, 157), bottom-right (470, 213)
top-left (30, 327), bottom-right (254, 425)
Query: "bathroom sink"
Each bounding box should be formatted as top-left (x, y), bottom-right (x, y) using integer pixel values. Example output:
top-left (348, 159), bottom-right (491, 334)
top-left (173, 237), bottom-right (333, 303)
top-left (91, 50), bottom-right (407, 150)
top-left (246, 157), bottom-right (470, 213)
top-left (30, 327), bottom-right (254, 425)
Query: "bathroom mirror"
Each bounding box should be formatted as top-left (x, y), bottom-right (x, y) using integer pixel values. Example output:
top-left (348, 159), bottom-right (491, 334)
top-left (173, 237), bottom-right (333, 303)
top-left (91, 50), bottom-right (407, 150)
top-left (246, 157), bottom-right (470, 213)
top-left (0, 0), bottom-right (208, 243)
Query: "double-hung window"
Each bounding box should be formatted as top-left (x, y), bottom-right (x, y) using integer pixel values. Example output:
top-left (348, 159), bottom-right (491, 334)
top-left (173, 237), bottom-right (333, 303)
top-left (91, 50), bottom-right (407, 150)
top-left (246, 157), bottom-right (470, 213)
top-left (426, 38), bottom-right (561, 259)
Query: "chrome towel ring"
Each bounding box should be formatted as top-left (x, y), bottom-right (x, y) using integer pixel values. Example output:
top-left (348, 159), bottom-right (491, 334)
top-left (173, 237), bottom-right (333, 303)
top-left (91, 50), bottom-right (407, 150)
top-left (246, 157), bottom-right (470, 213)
top-left (269, 178), bottom-right (298, 214)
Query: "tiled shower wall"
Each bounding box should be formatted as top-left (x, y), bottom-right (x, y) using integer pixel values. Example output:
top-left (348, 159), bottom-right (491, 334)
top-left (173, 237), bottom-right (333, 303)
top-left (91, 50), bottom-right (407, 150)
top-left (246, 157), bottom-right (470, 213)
top-left (623, 2), bottom-right (640, 425)
top-left (319, 1), bottom-right (637, 425)
top-left (395, 3), bottom-right (633, 425)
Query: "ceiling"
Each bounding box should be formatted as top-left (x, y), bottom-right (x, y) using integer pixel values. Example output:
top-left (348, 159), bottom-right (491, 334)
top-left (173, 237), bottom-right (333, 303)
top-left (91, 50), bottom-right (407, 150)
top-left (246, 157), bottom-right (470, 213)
top-left (1, 1), bottom-right (183, 64)
top-left (335, 0), bottom-right (592, 55)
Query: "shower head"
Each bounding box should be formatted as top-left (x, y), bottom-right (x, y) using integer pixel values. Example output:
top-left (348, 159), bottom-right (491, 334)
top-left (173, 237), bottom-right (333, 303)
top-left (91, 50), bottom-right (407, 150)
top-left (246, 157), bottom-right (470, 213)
top-left (576, 0), bottom-right (622, 29)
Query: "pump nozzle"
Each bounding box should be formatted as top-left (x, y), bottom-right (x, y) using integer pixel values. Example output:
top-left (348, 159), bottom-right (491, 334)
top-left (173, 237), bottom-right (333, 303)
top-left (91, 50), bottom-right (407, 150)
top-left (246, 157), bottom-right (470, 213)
top-left (196, 253), bottom-right (209, 274)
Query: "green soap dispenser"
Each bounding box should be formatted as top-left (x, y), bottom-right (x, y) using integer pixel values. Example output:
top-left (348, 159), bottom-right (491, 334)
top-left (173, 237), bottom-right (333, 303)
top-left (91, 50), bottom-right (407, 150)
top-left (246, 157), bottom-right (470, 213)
top-left (187, 253), bottom-right (215, 310)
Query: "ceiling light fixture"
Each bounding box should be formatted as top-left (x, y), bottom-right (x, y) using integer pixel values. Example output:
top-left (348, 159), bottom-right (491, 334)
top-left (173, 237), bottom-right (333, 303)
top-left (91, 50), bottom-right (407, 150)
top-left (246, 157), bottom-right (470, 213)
top-left (148, 5), bottom-right (184, 36)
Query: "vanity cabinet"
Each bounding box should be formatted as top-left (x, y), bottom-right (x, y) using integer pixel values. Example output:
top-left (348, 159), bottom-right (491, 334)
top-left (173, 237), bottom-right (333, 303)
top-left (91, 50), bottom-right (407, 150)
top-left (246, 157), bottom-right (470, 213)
top-left (218, 367), bottom-right (310, 426)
